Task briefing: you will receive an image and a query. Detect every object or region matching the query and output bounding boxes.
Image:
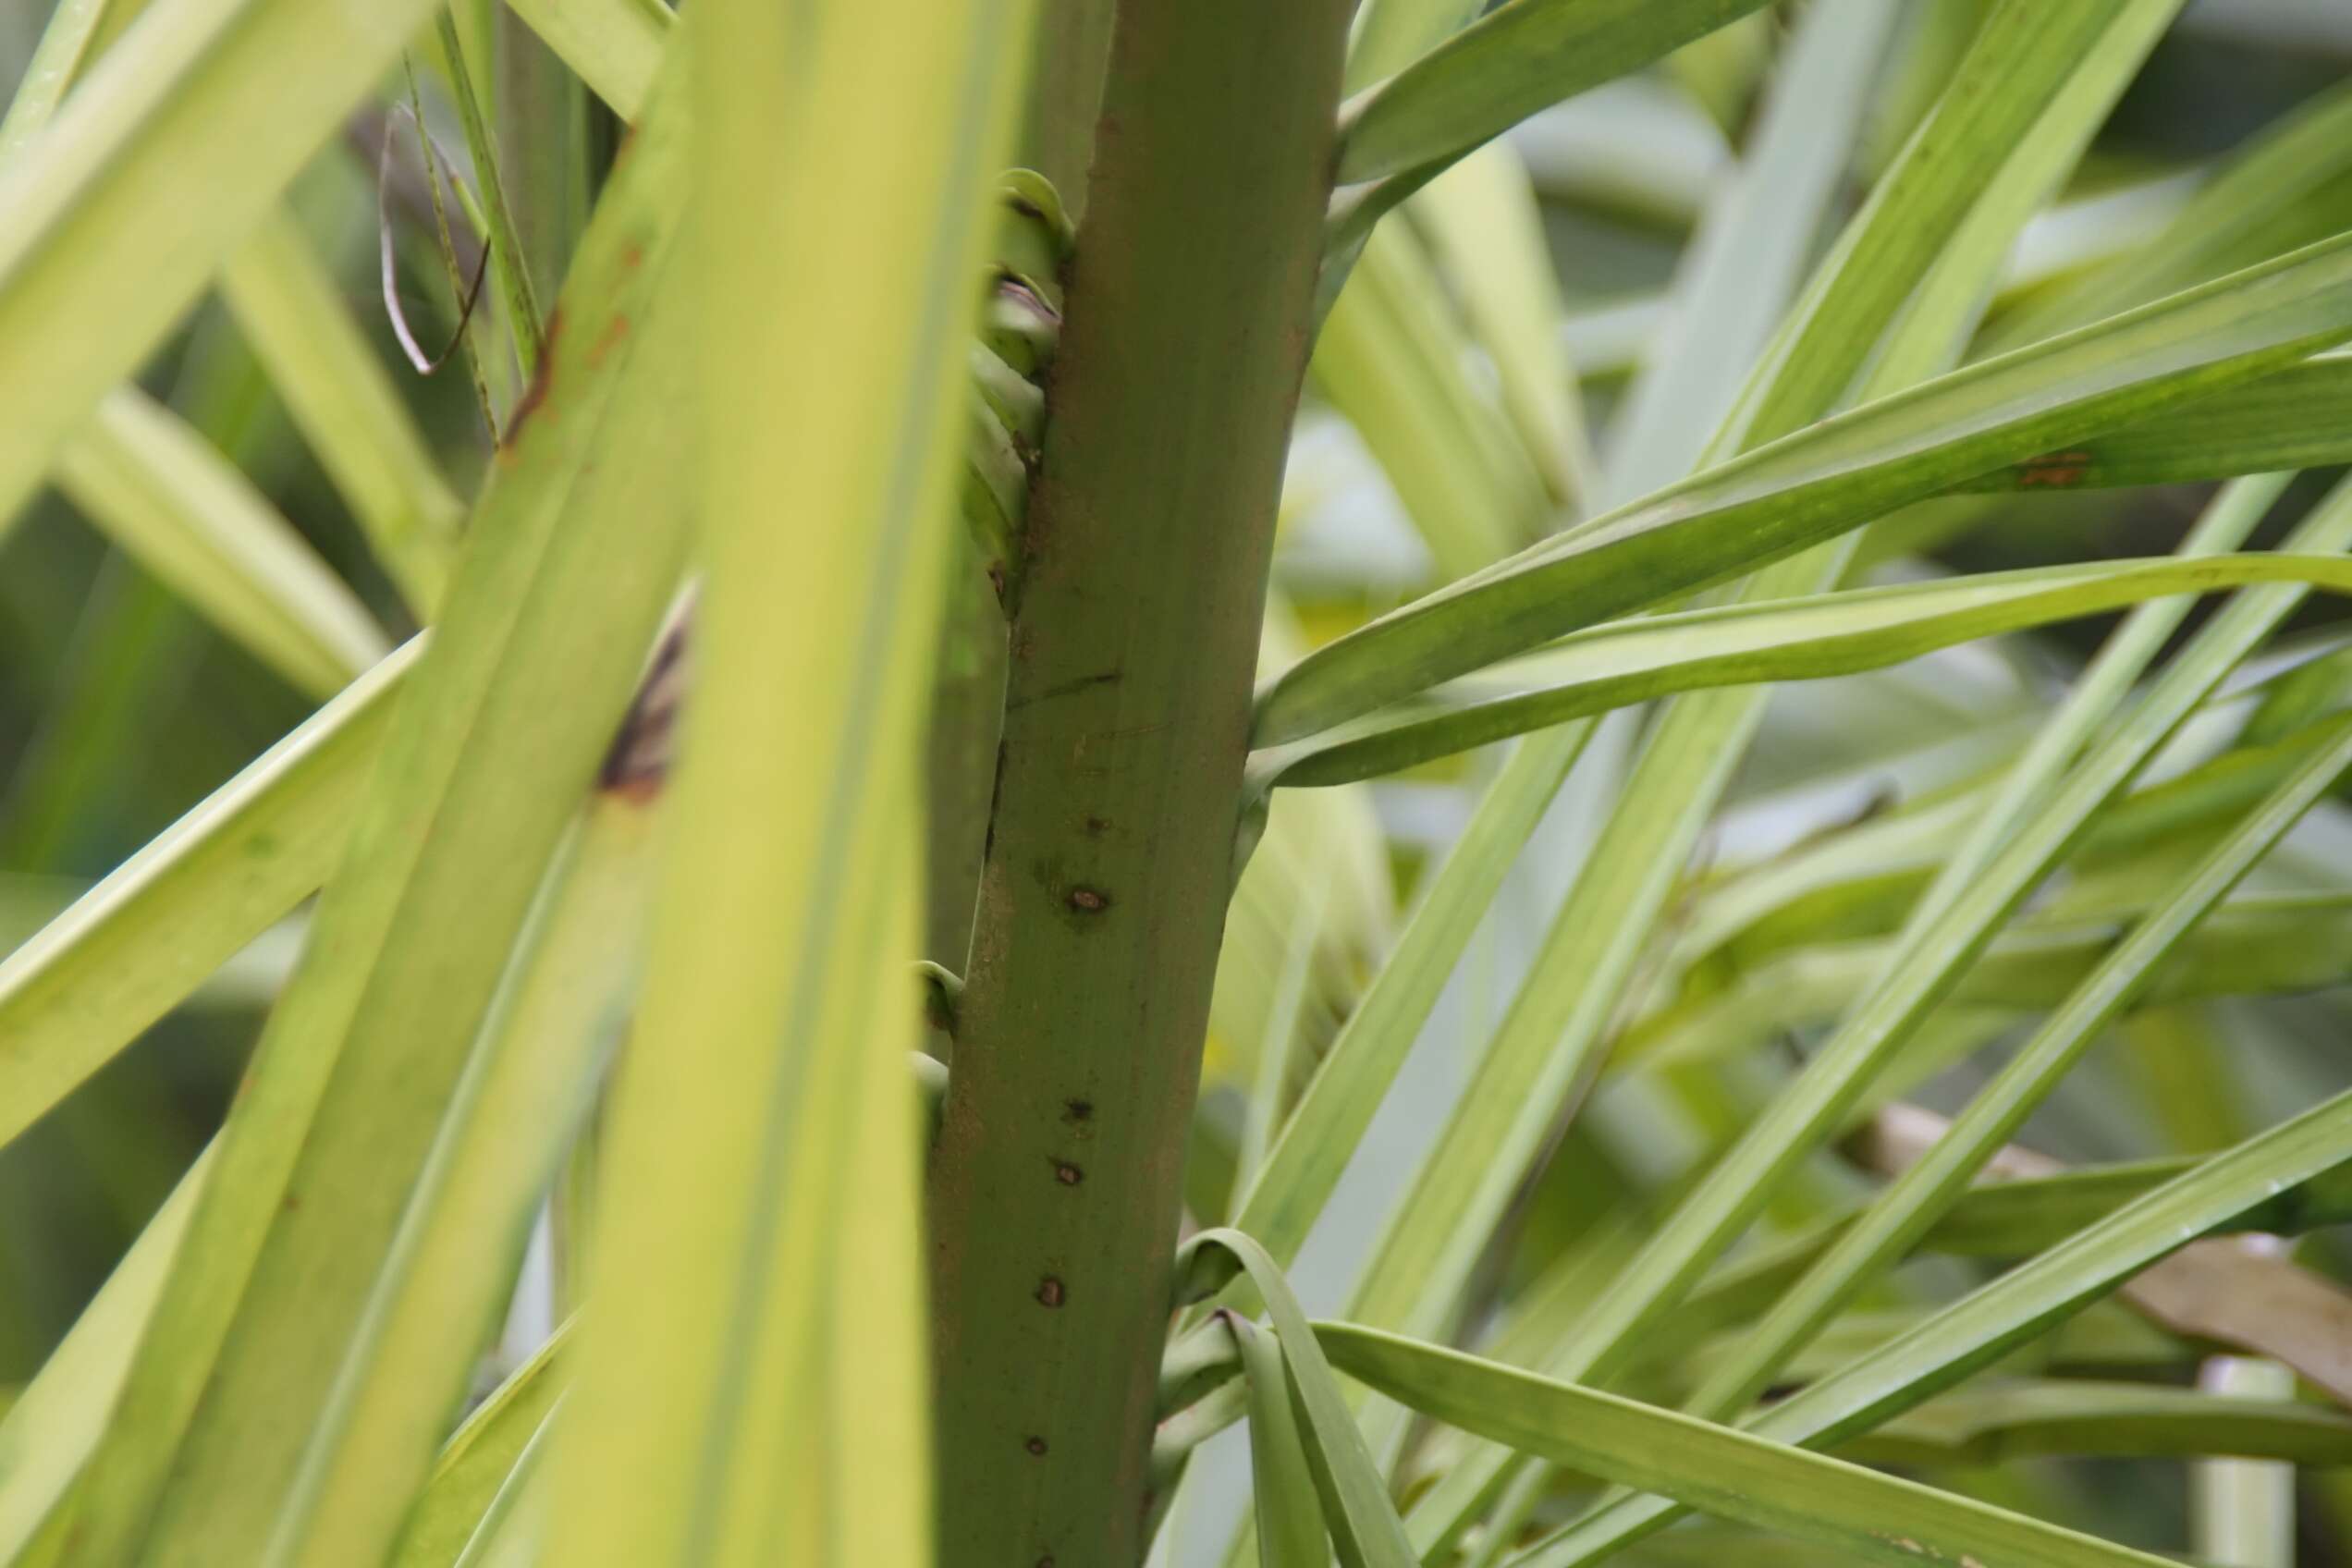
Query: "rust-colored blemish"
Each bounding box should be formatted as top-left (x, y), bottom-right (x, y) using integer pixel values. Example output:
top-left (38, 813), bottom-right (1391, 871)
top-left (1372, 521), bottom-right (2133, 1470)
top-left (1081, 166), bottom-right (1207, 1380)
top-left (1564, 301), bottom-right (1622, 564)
top-left (1051, 1159), bottom-right (1084, 1185)
top-left (1067, 886), bottom-right (1109, 913)
top-left (588, 312), bottom-right (631, 368)
top-left (2015, 450), bottom-right (2092, 488)
top-left (500, 307), bottom-right (566, 454)
top-left (1035, 1275), bottom-right (1066, 1307)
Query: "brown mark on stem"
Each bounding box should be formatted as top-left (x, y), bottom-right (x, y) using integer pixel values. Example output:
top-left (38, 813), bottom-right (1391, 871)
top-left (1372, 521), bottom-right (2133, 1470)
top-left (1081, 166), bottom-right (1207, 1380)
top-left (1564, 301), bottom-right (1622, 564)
top-left (1009, 668), bottom-right (1123, 710)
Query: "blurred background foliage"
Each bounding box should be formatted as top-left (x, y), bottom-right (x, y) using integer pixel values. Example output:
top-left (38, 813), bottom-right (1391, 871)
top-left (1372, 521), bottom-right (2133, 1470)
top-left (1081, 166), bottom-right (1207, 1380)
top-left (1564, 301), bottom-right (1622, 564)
top-left (3, 0), bottom-right (2352, 1561)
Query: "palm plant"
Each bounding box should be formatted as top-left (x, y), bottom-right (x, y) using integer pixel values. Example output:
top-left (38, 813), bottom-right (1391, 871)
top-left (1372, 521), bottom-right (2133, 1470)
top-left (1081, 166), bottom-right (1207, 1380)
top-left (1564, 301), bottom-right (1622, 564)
top-left (4, 0), bottom-right (2352, 1565)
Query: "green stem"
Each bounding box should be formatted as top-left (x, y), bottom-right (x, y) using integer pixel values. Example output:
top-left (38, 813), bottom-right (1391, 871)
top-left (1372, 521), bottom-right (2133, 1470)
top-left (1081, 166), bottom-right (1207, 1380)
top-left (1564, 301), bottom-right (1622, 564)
top-left (399, 54), bottom-right (499, 437)
top-left (924, 3), bottom-right (1352, 1562)
top-left (925, 546), bottom-right (1006, 965)
top-left (433, 10), bottom-right (547, 378)
top-left (924, 0), bottom-right (1109, 969)
top-left (493, 3), bottom-right (593, 309)
top-left (1016, 0), bottom-right (1114, 214)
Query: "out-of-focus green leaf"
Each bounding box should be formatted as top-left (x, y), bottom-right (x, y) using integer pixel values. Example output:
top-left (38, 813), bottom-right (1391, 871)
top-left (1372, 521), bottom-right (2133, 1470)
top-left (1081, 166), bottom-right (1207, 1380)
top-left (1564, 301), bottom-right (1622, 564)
top-left (1310, 220), bottom-right (1546, 579)
top-left (1319, 1324), bottom-right (2182, 1568)
top-left (543, 0), bottom-right (1033, 1561)
top-left (1626, 891), bottom-right (2352, 1070)
top-left (1845, 1378), bottom-right (2352, 1468)
top-left (1986, 75), bottom-right (2352, 355)
top-left (0, 1146), bottom-right (205, 1566)
top-left (1651, 1155), bottom-right (2352, 1369)
top-left (1179, 1231), bottom-right (1415, 1568)
top-left (0, 0), bottom-right (441, 537)
top-left (1210, 634), bottom-right (1394, 1118)
top-left (272, 774), bottom-right (660, 1564)
top-left (1675, 704), bottom-right (2352, 1427)
top-left (502, 0), bottom-right (668, 122)
top-left (1231, 727), bottom-right (1591, 1270)
top-left (0, 0), bottom-right (455, 631)
top-left (0, 0), bottom-right (130, 163)
top-left (58, 48), bottom-right (698, 1565)
top-left (1415, 463), bottom-right (2334, 1551)
top-left (1408, 141), bottom-right (1595, 510)
top-left (218, 210), bottom-right (463, 618)
top-left (386, 1331), bottom-right (567, 1568)
top-left (1527, 1082), bottom-right (2352, 1566)
top-left (424, 15), bottom-right (545, 388)
top-left (1960, 353), bottom-right (2352, 492)
top-left (1226, 1317), bottom-right (1329, 1568)
top-left (53, 389), bottom-right (388, 698)
top-left (1599, 0), bottom-right (1894, 504)
top-left (445, 1408), bottom-right (553, 1568)
top-left (0, 643), bottom-right (411, 1153)
top-left (2192, 1358), bottom-right (2300, 1568)
top-left (1553, 482), bottom-right (2352, 1348)
top-left (1381, 16), bottom-right (2198, 1552)
top-left (1343, 0), bottom-right (1482, 92)
top-left (1330, 16), bottom-right (2178, 1482)
top-left (1256, 555), bottom-right (2352, 788)
top-left (1257, 234), bottom-right (2352, 747)
top-left (1335, 0), bottom-right (1777, 190)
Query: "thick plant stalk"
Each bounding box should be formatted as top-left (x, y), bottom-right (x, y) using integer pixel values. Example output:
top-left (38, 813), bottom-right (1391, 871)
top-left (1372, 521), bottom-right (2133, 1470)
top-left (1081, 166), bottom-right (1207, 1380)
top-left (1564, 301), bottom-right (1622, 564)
top-left (925, 3), bottom-right (1352, 1562)
top-left (926, 554), bottom-right (1008, 965)
top-left (1018, 0), bottom-right (1113, 207)
top-left (923, 0), bottom-right (1114, 967)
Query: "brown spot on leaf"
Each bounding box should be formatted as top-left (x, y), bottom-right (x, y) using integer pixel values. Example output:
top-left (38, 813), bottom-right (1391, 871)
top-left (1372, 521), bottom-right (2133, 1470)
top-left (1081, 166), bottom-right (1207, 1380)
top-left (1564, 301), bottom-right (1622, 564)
top-left (588, 312), bottom-right (631, 367)
top-left (2015, 450), bottom-right (2092, 488)
top-left (1035, 1275), bottom-right (1065, 1308)
top-left (599, 613), bottom-right (691, 802)
top-left (500, 307), bottom-right (566, 452)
